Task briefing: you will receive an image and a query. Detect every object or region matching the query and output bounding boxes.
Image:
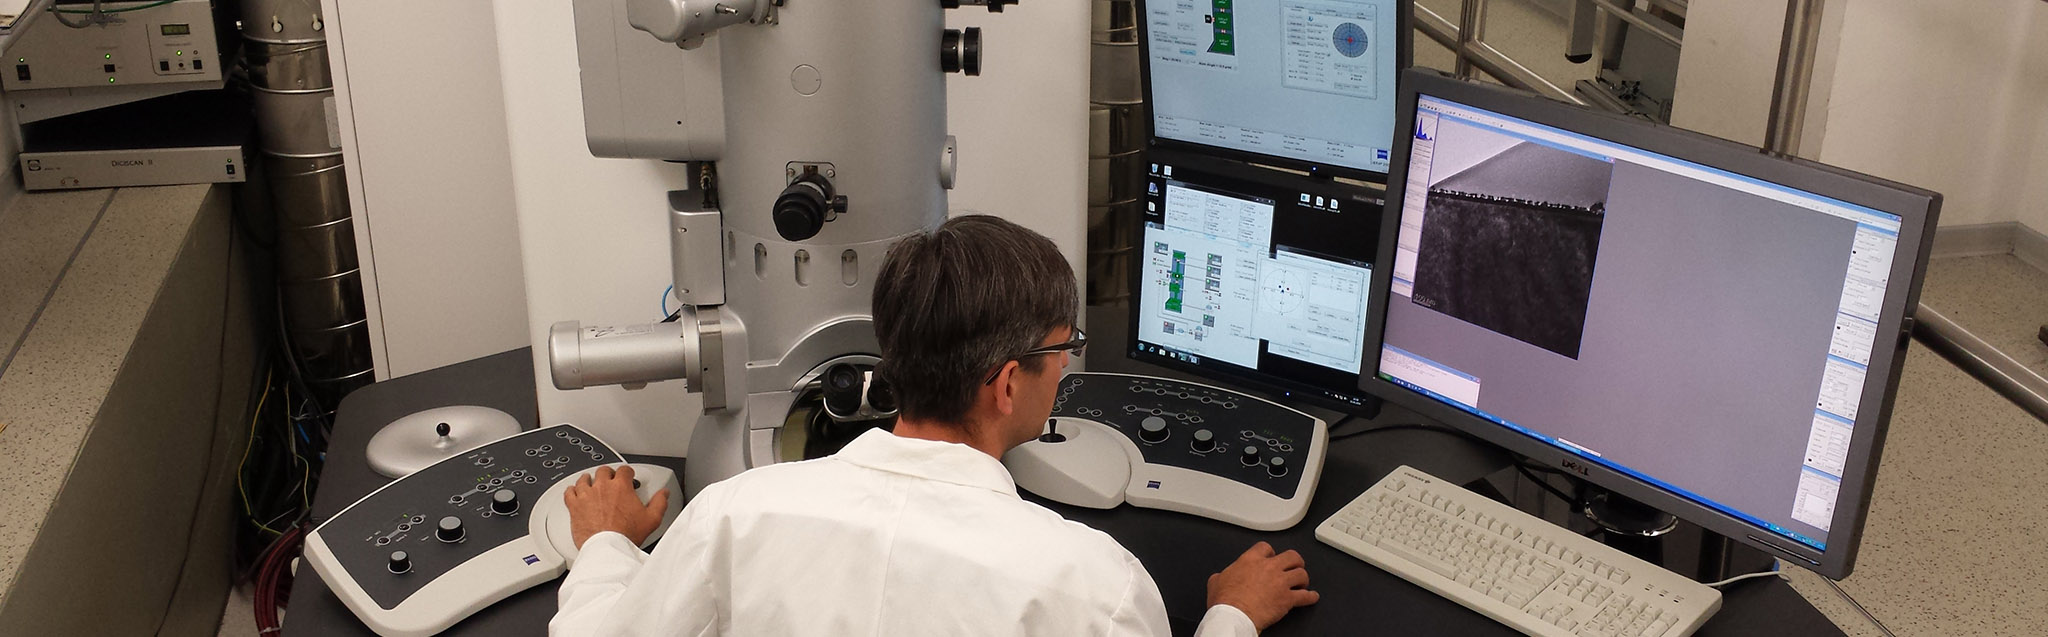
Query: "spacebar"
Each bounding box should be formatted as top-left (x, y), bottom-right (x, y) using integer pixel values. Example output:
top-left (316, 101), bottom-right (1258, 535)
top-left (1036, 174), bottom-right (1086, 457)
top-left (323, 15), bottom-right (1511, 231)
top-left (1377, 541), bottom-right (1459, 579)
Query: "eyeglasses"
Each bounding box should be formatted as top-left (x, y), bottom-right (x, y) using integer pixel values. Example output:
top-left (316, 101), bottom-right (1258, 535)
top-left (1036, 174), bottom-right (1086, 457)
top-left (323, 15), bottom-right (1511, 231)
top-left (983, 327), bottom-right (1088, 385)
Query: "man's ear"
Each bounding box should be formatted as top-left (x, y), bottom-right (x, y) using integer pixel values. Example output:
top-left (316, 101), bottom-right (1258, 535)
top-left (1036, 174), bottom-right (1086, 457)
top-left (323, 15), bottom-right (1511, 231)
top-left (992, 361), bottom-right (1020, 417)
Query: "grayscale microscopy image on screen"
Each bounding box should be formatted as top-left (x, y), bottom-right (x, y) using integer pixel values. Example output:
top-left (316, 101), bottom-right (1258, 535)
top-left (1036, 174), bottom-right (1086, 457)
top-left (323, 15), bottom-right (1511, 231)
top-left (1411, 141), bottom-right (1614, 359)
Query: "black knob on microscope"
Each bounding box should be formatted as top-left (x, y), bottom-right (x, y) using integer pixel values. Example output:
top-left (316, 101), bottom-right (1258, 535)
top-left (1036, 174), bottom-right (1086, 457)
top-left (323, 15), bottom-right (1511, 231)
top-left (388, 551), bottom-right (411, 574)
top-left (772, 173), bottom-right (840, 242)
top-left (941, 28), bottom-right (983, 76)
top-left (1239, 445), bottom-right (1261, 466)
top-left (1267, 457), bottom-right (1289, 478)
top-left (436, 516), bottom-right (465, 543)
top-left (491, 489), bottom-right (519, 515)
top-left (1191, 429), bottom-right (1216, 453)
top-left (1139, 416), bottom-right (1169, 443)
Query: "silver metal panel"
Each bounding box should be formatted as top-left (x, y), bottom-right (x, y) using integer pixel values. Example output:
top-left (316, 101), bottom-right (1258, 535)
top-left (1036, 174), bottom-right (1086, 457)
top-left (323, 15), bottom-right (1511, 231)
top-left (573, 0), bottom-right (724, 161)
top-left (669, 206), bottom-right (725, 306)
top-left (20, 145), bottom-right (245, 190)
top-left (240, 0), bottom-right (327, 44)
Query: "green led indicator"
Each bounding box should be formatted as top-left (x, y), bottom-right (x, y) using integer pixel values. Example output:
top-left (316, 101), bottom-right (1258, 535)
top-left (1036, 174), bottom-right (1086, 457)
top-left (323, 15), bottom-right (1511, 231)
top-left (175, 50), bottom-right (183, 56)
top-left (108, 77), bottom-right (116, 83)
top-left (104, 53), bottom-right (112, 60)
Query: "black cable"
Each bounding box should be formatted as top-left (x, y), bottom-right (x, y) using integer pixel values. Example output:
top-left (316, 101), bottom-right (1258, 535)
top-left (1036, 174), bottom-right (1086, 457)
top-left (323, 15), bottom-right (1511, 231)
top-left (1514, 461), bottom-right (1577, 505)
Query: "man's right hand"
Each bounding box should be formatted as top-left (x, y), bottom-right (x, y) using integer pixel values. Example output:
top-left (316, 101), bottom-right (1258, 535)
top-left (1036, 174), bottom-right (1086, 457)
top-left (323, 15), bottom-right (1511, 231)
top-left (564, 465), bottom-right (671, 549)
top-left (1206, 541), bottom-right (1319, 631)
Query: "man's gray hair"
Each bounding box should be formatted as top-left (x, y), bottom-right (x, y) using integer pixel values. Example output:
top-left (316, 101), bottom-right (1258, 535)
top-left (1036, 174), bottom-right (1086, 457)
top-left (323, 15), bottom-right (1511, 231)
top-left (872, 215), bottom-right (1078, 424)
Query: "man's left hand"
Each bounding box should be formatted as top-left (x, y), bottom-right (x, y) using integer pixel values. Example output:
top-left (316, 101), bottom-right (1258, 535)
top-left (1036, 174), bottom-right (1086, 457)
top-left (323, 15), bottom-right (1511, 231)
top-left (565, 465), bottom-right (672, 549)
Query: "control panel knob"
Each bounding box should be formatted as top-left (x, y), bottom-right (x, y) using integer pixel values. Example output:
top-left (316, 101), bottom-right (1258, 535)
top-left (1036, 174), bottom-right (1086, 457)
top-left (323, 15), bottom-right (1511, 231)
top-left (436, 516), bottom-right (465, 543)
top-left (388, 551), bottom-right (411, 574)
top-left (1139, 416), bottom-right (1169, 443)
top-left (1267, 457), bottom-right (1289, 478)
top-left (1191, 429), bottom-right (1216, 453)
top-left (491, 488), bottom-right (519, 515)
top-left (1240, 445), bottom-right (1261, 466)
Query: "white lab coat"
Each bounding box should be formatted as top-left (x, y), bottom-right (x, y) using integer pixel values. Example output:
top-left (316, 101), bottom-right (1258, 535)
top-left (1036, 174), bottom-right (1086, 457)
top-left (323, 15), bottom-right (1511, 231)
top-left (552, 428), bottom-right (1258, 636)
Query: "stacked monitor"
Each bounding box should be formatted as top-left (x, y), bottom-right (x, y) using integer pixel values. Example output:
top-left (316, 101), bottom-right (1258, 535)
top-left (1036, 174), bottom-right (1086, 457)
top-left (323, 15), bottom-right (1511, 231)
top-left (1361, 70), bottom-right (1939, 578)
top-left (1142, 0), bottom-right (1410, 179)
top-left (1129, 0), bottom-right (1411, 413)
top-left (1133, 1), bottom-right (1936, 580)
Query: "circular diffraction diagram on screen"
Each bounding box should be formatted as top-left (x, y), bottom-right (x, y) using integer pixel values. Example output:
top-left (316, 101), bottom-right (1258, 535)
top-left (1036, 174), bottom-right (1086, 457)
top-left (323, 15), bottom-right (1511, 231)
top-left (1333, 22), bottom-right (1368, 58)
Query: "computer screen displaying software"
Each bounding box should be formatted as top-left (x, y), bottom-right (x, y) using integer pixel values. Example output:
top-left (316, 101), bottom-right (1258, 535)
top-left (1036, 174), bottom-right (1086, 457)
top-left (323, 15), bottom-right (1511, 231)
top-left (1133, 155), bottom-right (1382, 409)
top-left (1144, 0), bottom-right (1404, 174)
top-left (1377, 95), bottom-right (1905, 552)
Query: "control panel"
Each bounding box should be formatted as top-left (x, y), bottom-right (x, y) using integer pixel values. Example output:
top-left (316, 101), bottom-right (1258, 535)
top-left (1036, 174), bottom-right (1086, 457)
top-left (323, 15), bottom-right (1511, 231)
top-left (304, 424), bottom-right (682, 637)
top-left (1006, 372), bottom-right (1328, 531)
top-left (1, 0), bottom-right (224, 91)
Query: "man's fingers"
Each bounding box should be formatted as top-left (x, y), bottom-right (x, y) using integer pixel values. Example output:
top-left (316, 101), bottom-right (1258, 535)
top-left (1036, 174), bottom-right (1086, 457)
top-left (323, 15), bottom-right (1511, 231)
top-left (1242, 541), bottom-right (1276, 560)
top-left (1290, 589), bottom-right (1321, 607)
top-left (645, 489), bottom-right (672, 517)
top-left (577, 472), bottom-right (594, 488)
top-left (1284, 567), bottom-right (1310, 590)
top-left (594, 465), bottom-right (616, 482)
top-left (616, 464), bottom-right (637, 482)
top-left (1273, 549), bottom-right (1305, 571)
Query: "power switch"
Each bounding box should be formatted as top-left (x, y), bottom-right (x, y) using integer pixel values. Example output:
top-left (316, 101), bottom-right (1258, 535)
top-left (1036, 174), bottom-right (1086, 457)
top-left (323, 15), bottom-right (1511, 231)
top-left (102, 63), bottom-right (115, 73)
top-left (14, 65), bottom-right (28, 81)
top-left (159, 60), bottom-right (170, 72)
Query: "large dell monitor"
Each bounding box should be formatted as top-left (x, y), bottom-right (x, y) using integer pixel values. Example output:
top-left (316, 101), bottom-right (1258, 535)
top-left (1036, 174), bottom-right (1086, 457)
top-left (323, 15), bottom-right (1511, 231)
top-left (1362, 69), bottom-right (1940, 579)
top-left (1131, 147), bottom-right (1386, 414)
top-left (1141, 0), bottom-right (1411, 179)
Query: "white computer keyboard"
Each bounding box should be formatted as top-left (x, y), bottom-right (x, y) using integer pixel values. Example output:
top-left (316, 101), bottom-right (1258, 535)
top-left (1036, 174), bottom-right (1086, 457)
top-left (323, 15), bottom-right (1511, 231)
top-left (1315, 466), bottom-right (1722, 637)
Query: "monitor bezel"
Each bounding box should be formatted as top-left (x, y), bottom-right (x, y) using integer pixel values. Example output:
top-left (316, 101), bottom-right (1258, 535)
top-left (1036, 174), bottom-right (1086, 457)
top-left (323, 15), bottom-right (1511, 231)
top-left (1129, 146), bottom-right (1389, 418)
top-left (1136, 0), bottom-right (1414, 182)
top-left (1357, 68), bottom-right (1941, 579)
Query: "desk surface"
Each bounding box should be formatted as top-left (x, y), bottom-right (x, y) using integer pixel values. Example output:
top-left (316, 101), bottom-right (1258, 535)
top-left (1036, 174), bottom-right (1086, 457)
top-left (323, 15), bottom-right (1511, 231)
top-left (287, 311), bottom-right (1844, 636)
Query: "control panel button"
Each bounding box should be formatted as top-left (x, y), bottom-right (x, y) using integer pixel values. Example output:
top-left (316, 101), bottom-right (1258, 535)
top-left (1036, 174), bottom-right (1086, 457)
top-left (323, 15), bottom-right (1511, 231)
top-left (491, 489), bottom-right (519, 515)
top-left (388, 551), bottom-right (411, 574)
top-left (1267, 457), bottom-right (1289, 478)
top-left (436, 516), bottom-right (465, 543)
top-left (1240, 445), bottom-right (1261, 466)
top-left (1191, 429), bottom-right (1216, 453)
top-left (1139, 416), bottom-right (1169, 444)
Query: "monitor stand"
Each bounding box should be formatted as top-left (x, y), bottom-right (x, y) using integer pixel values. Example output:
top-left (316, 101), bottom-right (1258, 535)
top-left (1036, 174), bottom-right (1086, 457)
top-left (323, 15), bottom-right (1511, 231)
top-left (1579, 486), bottom-right (1678, 564)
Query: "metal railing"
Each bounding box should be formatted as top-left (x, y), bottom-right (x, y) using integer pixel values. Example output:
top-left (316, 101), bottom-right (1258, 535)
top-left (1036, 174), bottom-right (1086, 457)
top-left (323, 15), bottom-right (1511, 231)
top-left (1414, 0), bottom-right (1585, 104)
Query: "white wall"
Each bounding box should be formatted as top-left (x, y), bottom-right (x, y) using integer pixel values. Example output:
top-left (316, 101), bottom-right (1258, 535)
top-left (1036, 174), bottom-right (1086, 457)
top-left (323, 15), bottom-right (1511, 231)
top-left (493, 0), bottom-right (702, 457)
top-left (1667, 0), bottom-right (1836, 150)
top-left (1812, 0), bottom-right (2046, 229)
top-left (1675, 0), bottom-right (2048, 232)
top-left (325, 0), bottom-right (532, 378)
top-left (494, 1), bottom-right (1090, 457)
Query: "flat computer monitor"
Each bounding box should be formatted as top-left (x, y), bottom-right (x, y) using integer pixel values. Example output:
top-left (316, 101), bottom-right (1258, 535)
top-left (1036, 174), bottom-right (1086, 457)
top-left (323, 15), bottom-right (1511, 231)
top-left (1361, 70), bottom-right (1940, 579)
top-left (1131, 147), bottom-right (1385, 414)
top-left (1141, 0), bottom-right (1411, 179)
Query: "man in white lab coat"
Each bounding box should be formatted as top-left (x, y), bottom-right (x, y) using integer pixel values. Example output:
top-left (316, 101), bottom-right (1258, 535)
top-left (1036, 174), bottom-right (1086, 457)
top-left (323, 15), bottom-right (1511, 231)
top-left (551, 215), bottom-right (1318, 636)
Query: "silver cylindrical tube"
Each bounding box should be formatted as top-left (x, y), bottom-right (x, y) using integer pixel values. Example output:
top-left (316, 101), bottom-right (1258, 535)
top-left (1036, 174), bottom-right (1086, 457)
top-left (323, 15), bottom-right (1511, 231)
top-left (549, 316), bottom-right (700, 390)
